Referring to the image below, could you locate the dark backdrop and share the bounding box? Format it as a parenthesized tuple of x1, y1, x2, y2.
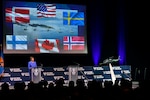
(1, 0, 150, 80)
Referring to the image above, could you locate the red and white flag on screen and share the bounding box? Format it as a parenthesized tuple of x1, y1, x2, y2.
(37, 4, 56, 18)
(35, 39, 60, 53)
(5, 7, 30, 23)
(63, 36, 85, 50)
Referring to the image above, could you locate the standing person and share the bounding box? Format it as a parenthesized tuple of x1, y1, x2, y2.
(28, 56, 37, 81)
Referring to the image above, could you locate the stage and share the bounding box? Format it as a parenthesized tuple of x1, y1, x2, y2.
(0, 65, 131, 87)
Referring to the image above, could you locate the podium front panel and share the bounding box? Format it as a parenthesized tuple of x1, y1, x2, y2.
(68, 66, 78, 84)
(31, 68, 41, 83)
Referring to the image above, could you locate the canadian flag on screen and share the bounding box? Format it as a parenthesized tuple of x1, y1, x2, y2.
(35, 39, 60, 53)
(63, 36, 85, 50)
(5, 7, 30, 23)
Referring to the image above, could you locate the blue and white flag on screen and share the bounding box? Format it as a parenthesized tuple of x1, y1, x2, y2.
(6, 35, 27, 50)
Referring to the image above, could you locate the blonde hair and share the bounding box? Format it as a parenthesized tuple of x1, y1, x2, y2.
(30, 56, 35, 61)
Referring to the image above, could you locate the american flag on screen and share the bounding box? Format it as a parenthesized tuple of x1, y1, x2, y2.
(35, 39, 60, 53)
(37, 4, 56, 18)
(63, 36, 85, 50)
(5, 7, 30, 23)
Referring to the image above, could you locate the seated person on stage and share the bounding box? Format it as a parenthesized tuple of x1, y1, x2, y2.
(0, 62, 4, 80)
(28, 56, 37, 81)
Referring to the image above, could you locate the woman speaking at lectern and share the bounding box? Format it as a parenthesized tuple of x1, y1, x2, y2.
(28, 56, 37, 81)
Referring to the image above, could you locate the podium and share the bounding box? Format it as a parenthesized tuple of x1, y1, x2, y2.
(31, 67, 42, 83)
(68, 65, 78, 84)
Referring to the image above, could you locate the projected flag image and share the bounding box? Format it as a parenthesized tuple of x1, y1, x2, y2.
(63, 36, 85, 50)
(6, 35, 27, 50)
(35, 39, 60, 53)
(5, 7, 30, 23)
(37, 4, 56, 18)
(63, 12, 84, 26)
(3, 1, 87, 54)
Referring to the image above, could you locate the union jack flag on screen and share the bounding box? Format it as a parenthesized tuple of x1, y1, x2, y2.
(37, 4, 56, 18)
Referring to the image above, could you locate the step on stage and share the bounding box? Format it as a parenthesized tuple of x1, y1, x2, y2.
(0, 65, 131, 87)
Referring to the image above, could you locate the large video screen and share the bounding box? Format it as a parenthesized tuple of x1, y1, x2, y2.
(3, 1, 87, 54)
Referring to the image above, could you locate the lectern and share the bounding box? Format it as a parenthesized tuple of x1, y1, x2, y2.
(68, 65, 78, 84)
(31, 67, 42, 83)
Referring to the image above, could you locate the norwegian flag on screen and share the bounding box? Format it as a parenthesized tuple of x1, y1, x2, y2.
(63, 36, 85, 50)
(35, 39, 60, 53)
(5, 7, 30, 23)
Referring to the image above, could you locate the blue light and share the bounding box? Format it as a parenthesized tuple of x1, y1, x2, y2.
(91, 38, 101, 66)
(117, 1, 126, 65)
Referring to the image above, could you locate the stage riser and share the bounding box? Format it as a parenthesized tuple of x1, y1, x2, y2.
(0, 65, 131, 86)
